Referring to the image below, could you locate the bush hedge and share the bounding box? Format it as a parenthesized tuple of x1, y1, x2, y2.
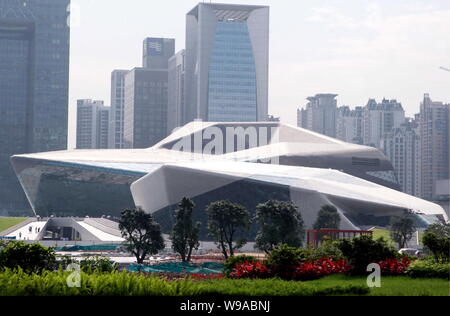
(266, 244, 312, 279)
(0, 241, 56, 273)
(307, 239, 344, 261)
(58, 256, 118, 273)
(337, 235, 398, 275)
(407, 259, 450, 279)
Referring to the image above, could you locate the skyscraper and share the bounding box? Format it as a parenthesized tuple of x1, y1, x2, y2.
(123, 68, 168, 149)
(362, 99, 405, 148)
(76, 100, 109, 150)
(0, 0, 70, 212)
(420, 94, 449, 200)
(109, 70, 128, 149)
(143, 37, 175, 70)
(97, 105, 110, 149)
(167, 49, 185, 134)
(121, 38, 173, 149)
(297, 94, 338, 138)
(184, 3, 269, 123)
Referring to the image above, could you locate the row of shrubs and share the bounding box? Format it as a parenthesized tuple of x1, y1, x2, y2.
(407, 259, 450, 279)
(0, 269, 370, 296)
(1, 234, 448, 281)
(0, 240, 117, 273)
(225, 235, 449, 281)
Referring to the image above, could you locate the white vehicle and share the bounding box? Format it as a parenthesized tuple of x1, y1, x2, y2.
(398, 248, 419, 256)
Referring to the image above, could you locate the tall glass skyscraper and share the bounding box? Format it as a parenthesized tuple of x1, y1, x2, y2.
(185, 3, 269, 124)
(109, 70, 128, 149)
(0, 0, 70, 213)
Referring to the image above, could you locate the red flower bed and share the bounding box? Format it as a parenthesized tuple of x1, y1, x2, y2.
(230, 261, 272, 279)
(190, 273, 225, 281)
(377, 257, 411, 276)
(292, 258, 351, 281)
(230, 258, 351, 281)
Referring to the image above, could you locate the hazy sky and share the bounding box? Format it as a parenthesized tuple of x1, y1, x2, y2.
(68, 0, 450, 148)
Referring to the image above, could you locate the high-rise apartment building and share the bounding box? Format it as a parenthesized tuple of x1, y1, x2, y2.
(123, 68, 168, 149)
(167, 50, 185, 134)
(184, 3, 269, 123)
(363, 99, 405, 148)
(297, 94, 338, 138)
(336, 106, 363, 144)
(0, 0, 70, 212)
(109, 70, 128, 149)
(381, 118, 421, 196)
(420, 94, 449, 200)
(76, 100, 110, 149)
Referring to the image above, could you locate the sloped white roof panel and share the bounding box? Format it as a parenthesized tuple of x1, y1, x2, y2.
(135, 161, 447, 220)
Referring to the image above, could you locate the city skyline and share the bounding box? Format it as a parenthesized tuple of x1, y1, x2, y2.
(68, 0, 450, 149)
(0, 0, 70, 211)
(1, 1, 449, 299)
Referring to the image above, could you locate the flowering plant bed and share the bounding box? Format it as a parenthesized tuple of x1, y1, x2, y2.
(230, 258, 352, 281)
(377, 257, 411, 276)
(292, 258, 351, 281)
(230, 261, 272, 279)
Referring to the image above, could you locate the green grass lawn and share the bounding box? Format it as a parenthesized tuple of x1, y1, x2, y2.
(0, 217, 26, 234)
(371, 228, 394, 244)
(371, 228, 424, 248)
(304, 275, 449, 296)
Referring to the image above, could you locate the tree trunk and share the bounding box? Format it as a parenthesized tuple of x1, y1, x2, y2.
(220, 242, 229, 260)
(187, 246, 193, 263)
(228, 241, 234, 258)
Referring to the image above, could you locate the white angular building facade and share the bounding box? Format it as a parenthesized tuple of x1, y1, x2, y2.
(10, 122, 448, 239)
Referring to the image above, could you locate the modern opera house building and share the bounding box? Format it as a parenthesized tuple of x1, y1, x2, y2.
(10, 122, 448, 237)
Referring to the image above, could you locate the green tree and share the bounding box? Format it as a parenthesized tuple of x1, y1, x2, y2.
(390, 214, 417, 249)
(206, 200, 251, 260)
(313, 205, 341, 229)
(119, 208, 165, 264)
(423, 222, 450, 262)
(170, 198, 201, 262)
(424, 222, 450, 238)
(255, 200, 304, 253)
